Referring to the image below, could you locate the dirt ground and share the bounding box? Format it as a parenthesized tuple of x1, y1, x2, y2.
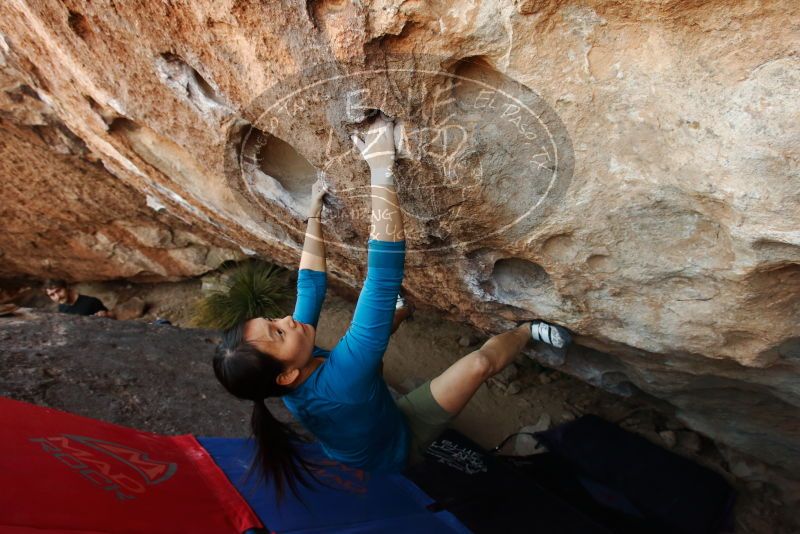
(2, 278, 795, 533)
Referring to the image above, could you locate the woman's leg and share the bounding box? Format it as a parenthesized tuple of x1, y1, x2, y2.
(429, 323, 531, 414)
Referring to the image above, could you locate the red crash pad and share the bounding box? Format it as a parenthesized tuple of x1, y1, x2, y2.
(0, 397, 263, 533)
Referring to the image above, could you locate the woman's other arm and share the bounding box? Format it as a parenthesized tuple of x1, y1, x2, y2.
(299, 179, 327, 271)
(293, 179, 328, 327)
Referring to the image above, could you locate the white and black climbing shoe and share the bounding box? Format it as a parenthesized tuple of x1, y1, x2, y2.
(530, 320, 572, 349)
(395, 292, 415, 321)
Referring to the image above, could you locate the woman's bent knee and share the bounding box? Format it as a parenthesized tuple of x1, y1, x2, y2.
(468, 350, 495, 382)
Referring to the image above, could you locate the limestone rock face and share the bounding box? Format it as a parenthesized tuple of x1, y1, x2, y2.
(1, 1, 798, 478)
(0, 52, 242, 281)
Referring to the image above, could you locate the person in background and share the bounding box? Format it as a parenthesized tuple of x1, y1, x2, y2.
(44, 279, 114, 318)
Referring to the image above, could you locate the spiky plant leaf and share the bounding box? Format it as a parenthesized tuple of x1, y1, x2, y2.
(193, 261, 291, 330)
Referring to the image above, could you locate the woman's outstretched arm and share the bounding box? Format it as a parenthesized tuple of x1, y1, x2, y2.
(366, 113, 405, 242)
(293, 179, 328, 327)
(326, 113, 406, 396)
(360, 112, 404, 242)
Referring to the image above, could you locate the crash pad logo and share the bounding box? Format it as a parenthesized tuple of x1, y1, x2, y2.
(30, 434, 177, 501)
(310, 458, 368, 494)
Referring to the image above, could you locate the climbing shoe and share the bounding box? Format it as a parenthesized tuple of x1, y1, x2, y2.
(395, 291, 415, 321)
(529, 320, 572, 349)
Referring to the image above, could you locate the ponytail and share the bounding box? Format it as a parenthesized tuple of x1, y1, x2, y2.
(214, 322, 318, 500)
(250, 398, 317, 499)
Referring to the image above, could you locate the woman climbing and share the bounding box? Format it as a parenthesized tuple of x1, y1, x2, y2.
(213, 112, 572, 496)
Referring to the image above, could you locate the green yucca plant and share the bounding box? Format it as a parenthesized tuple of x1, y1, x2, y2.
(193, 261, 291, 330)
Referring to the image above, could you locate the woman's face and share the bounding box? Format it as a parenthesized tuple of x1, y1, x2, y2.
(243, 315, 315, 371)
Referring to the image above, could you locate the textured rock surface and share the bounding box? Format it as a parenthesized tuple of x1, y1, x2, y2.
(0, 117, 242, 281)
(0, 1, 798, 479)
(0, 26, 242, 281)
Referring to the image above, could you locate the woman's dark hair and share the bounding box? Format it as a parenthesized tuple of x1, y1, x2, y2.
(43, 278, 68, 290)
(213, 321, 316, 499)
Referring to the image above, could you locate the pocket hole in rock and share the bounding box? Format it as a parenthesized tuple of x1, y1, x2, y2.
(67, 11, 92, 40)
(155, 53, 229, 115)
(491, 258, 564, 316)
(240, 126, 319, 215)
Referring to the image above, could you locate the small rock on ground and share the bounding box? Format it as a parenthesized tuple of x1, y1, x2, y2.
(676, 430, 703, 454)
(659, 430, 677, 448)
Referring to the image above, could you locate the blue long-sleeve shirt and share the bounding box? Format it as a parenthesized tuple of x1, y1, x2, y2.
(284, 239, 409, 472)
